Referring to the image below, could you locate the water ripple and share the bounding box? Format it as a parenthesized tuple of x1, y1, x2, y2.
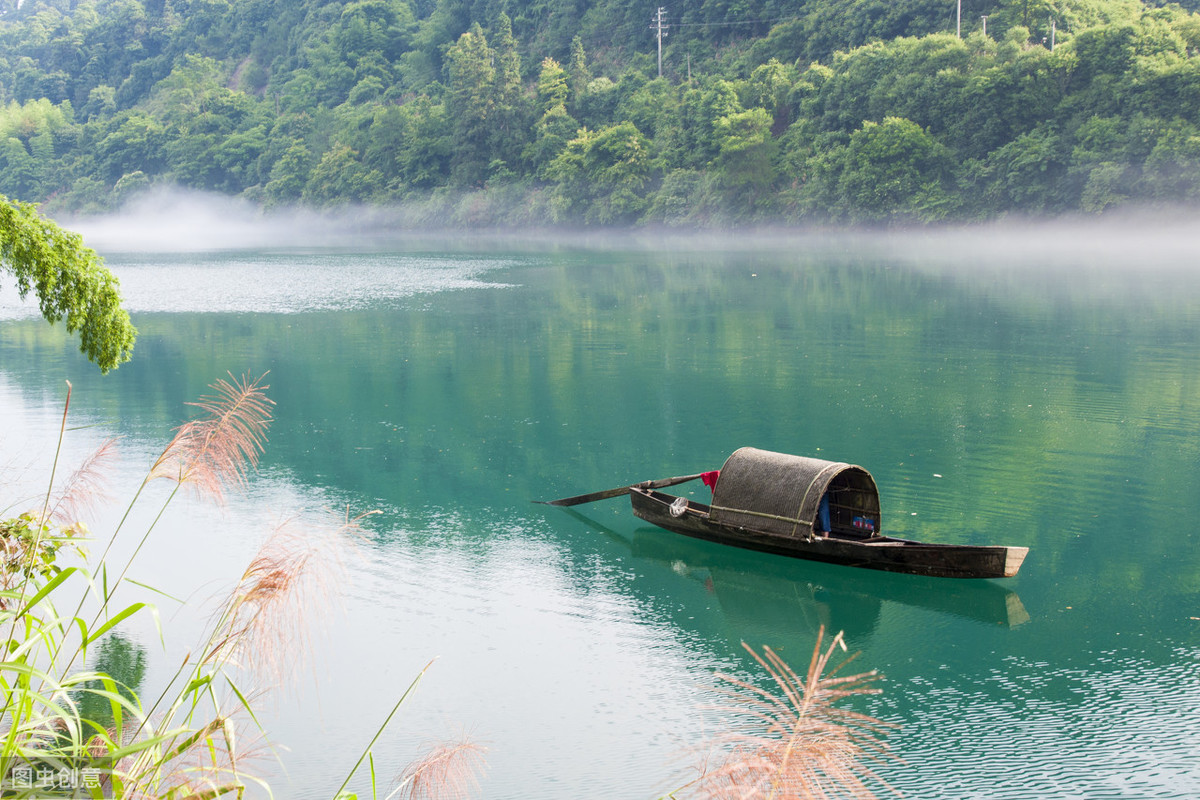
(880, 650, 1200, 799)
(0, 252, 517, 318)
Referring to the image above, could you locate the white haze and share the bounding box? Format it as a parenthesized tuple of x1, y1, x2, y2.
(60, 187, 449, 253)
(49, 186, 1200, 266)
(2, 187, 1198, 317)
(0, 189, 529, 317)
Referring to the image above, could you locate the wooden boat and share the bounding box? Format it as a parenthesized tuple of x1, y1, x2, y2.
(548, 447, 1028, 579)
(564, 508, 1031, 626)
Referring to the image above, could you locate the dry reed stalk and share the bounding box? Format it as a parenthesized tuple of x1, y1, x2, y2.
(686, 627, 899, 800)
(151, 373, 274, 504)
(395, 736, 488, 800)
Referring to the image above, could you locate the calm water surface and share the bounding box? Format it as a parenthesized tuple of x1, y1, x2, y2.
(2, 229, 1199, 798)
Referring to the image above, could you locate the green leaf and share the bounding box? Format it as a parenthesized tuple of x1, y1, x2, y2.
(0, 195, 137, 372)
(84, 602, 150, 645)
(14, 565, 78, 618)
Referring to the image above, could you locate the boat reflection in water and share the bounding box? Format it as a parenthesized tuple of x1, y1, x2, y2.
(635, 527, 1029, 644)
(561, 508, 1029, 648)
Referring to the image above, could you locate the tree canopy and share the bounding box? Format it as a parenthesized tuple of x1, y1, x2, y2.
(3, 0, 1200, 225)
(0, 194, 136, 371)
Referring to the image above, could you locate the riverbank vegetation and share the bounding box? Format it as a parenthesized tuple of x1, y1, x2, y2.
(0, 375, 291, 797)
(0, 375, 491, 798)
(2, 0, 1200, 225)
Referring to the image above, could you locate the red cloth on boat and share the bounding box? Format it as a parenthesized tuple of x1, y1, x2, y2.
(701, 471, 720, 493)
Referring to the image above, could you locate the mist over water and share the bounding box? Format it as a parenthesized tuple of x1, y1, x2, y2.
(51, 187, 1200, 267)
(33, 190, 1198, 324)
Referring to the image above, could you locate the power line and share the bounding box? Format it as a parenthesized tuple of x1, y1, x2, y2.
(650, 7, 802, 78)
(672, 15, 804, 29)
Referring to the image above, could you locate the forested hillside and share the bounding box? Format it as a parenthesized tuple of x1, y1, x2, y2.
(3, 0, 1200, 225)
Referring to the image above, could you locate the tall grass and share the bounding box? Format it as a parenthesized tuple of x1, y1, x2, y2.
(670, 627, 899, 800)
(0, 374, 484, 799)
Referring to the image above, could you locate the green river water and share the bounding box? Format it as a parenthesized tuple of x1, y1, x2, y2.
(1, 226, 1199, 798)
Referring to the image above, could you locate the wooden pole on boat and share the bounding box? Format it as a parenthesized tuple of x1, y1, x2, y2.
(535, 473, 706, 506)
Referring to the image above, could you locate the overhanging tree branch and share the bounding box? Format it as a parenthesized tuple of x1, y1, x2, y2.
(0, 195, 136, 373)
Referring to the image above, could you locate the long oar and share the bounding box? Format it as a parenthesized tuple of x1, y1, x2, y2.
(536, 472, 706, 507)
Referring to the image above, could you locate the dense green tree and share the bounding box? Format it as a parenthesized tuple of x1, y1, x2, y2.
(394, 94, 453, 188)
(745, 0, 964, 66)
(111, 169, 150, 205)
(968, 123, 1077, 214)
(746, 59, 797, 133)
(567, 34, 590, 110)
(212, 123, 269, 191)
(95, 112, 167, 182)
(525, 102, 577, 179)
(574, 75, 617, 130)
(0, 136, 38, 198)
(302, 142, 382, 204)
(806, 116, 955, 223)
(616, 76, 675, 141)
(714, 107, 778, 208)
(525, 57, 578, 177)
(0, 194, 135, 371)
(445, 23, 495, 186)
(82, 84, 116, 119)
(1141, 118, 1200, 200)
(643, 168, 724, 226)
(549, 120, 652, 224)
(3, 0, 1200, 224)
(263, 141, 313, 205)
(489, 13, 529, 176)
(678, 78, 742, 169)
(537, 57, 568, 111)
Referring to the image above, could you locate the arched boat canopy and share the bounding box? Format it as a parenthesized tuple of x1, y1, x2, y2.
(709, 447, 881, 539)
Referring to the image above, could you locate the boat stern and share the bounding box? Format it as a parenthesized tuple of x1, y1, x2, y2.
(1004, 546, 1030, 578)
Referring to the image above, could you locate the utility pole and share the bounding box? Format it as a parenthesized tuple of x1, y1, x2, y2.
(956, 0, 961, 38)
(981, 15, 988, 37)
(651, 7, 669, 78)
(1050, 18, 1056, 50)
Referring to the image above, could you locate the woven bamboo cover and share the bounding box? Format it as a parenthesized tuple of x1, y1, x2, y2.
(709, 447, 880, 538)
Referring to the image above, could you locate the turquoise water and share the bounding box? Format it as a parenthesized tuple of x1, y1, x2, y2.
(2, 228, 1199, 798)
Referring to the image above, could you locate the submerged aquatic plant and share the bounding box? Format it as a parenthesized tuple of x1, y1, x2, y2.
(671, 627, 899, 800)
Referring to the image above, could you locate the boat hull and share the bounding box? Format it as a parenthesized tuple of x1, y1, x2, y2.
(630, 488, 1028, 579)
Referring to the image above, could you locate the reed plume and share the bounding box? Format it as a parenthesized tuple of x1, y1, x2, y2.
(204, 508, 372, 686)
(88, 372, 274, 631)
(151, 372, 274, 504)
(49, 437, 119, 527)
(394, 736, 488, 800)
(683, 627, 898, 800)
